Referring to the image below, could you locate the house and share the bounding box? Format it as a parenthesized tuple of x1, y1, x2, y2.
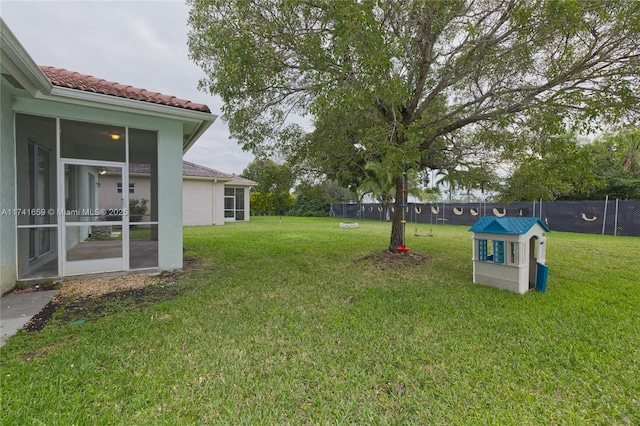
(469, 217, 550, 294)
(182, 161, 256, 225)
(97, 161, 256, 226)
(0, 19, 217, 294)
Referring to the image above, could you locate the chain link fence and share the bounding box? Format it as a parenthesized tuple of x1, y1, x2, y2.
(331, 199, 640, 236)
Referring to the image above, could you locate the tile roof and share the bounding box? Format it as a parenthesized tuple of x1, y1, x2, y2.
(183, 161, 231, 179)
(111, 161, 255, 186)
(229, 175, 258, 186)
(39, 66, 211, 113)
(183, 161, 257, 186)
(469, 217, 550, 234)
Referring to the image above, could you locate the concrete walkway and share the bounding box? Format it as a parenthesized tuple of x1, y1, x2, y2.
(0, 290, 57, 346)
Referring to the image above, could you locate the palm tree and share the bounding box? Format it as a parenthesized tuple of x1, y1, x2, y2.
(435, 168, 459, 202)
(359, 162, 429, 221)
(436, 165, 498, 202)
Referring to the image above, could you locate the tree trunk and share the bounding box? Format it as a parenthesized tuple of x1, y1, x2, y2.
(388, 176, 405, 252)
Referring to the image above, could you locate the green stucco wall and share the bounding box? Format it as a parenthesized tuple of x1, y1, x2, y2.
(157, 121, 184, 270)
(0, 82, 17, 294)
(10, 96, 186, 277)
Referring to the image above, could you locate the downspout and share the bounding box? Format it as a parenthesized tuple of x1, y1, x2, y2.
(212, 179, 217, 225)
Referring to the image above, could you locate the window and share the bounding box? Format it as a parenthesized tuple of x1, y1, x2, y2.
(116, 182, 135, 194)
(478, 239, 505, 264)
(510, 242, 519, 265)
(224, 187, 245, 220)
(235, 188, 245, 220)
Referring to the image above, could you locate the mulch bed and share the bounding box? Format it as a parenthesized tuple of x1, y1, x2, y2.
(352, 249, 432, 271)
(24, 300, 61, 332)
(24, 280, 183, 332)
(20, 256, 199, 333)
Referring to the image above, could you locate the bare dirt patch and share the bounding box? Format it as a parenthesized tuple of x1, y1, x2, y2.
(21, 341, 69, 361)
(353, 250, 432, 271)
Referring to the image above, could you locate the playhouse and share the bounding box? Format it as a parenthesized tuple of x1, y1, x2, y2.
(469, 217, 550, 294)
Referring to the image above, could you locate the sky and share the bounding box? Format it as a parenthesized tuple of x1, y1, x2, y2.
(1, 0, 255, 175)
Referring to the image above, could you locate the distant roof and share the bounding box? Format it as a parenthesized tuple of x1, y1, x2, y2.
(39, 66, 211, 113)
(469, 217, 550, 234)
(182, 161, 256, 186)
(182, 161, 231, 179)
(115, 161, 255, 186)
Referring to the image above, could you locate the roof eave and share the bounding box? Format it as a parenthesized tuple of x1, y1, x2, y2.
(229, 181, 257, 187)
(43, 86, 217, 123)
(469, 217, 551, 234)
(183, 175, 232, 182)
(183, 119, 214, 153)
(37, 86, 217, 153)
(0, 18, 53, 95)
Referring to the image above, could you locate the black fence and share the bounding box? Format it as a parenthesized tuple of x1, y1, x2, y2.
(331, 199, 640, 237)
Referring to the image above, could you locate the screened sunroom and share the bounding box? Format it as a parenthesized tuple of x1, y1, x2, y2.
(1, 18, 215, 293)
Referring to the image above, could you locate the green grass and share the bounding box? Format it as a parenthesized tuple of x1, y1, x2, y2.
(129, 226, 152, 240)
(2, 217, 639, 425)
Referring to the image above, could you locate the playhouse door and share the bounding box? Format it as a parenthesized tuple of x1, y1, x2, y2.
(528, 236, 538, 289)
(61, 160, 127, 276)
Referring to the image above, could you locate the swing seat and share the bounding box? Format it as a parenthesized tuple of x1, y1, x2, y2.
(339, 222, 359, 228)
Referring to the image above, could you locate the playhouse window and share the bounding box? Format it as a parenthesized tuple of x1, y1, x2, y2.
(478, 239, 505, 263)
(510, 242, 519, 265)
(478, 239, 493, 261)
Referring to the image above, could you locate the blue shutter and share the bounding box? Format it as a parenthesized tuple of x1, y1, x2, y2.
(478, 239, 488, 261)
(493, 240, 505, 264)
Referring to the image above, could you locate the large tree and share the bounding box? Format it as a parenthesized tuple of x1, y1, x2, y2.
(241, 158, 295, 195)
(499, 133, 600, 201)
(188, 0, 640, 251)
(500, 129, 640, 201)
(241, 158, 295, 215)
(575, 128, 640, 199)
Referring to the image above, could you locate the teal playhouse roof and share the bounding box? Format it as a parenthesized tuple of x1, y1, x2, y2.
(469, 217, 550, 235)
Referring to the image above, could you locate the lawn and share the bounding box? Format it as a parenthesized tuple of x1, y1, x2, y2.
(1, 217, 639, 424)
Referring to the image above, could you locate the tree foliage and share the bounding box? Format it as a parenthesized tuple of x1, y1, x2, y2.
(358, 162, 434, 220)
(576, 128, 640, 199)
(499, 134, 600, 201)
(241, 158, 294, 194)
(188, 0, 640, 250)
(287, 182, 332, 217)
(500, 129, 640, 201)
(360, 162, 430, 203)
(241, 158, 295, 215)
(249, 191, 295, 216)
(436, 164, 498, 202)
(322, 180, 357, 203)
